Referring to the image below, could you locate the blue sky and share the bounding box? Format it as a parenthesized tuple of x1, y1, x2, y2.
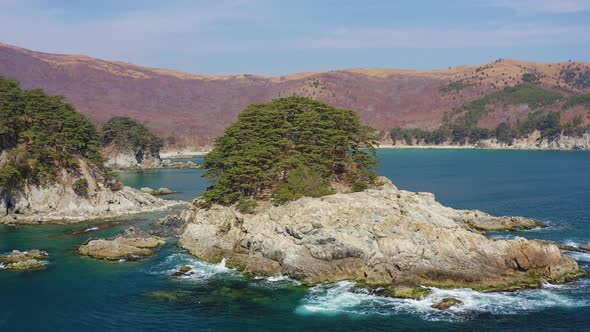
(1, 0, 589, 75)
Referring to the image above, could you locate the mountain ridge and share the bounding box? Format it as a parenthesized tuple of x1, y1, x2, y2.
(1, 42, 589, 148)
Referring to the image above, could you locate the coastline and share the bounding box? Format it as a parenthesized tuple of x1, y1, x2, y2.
(160, 145, 590, 154)
(377, 144, 590, 151)
(160, 150, 210, 158)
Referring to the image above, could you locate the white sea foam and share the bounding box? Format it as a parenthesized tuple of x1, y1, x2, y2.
(253, 274, 302, 286)
(148, 253, 235, 281)
(568, 251, 590, 263)
(295, 281, 590, 321)
(0, 263, 6, 269)
(84, 227, 99, 232)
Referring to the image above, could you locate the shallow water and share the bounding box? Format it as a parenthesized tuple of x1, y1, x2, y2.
(1, 150, 589, 331)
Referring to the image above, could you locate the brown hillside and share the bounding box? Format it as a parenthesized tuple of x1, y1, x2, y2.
(1, 43, 589, 148)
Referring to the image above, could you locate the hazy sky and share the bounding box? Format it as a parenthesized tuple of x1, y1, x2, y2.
(1, 0, 590, 75)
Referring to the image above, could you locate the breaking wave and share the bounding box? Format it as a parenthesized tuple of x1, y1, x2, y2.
(295, 280, 590, 321)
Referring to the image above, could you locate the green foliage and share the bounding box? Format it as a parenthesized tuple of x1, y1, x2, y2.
(101, 117, 162, 156)
(351, 181, 369, 192)
(440, 81, 467, 93)
(72, 178, 89, 197)
(516, 111, 561, 139)
(0, 163, 23, 192)
(495, 122, 516, 144)
(271, 166, 335, 205)
(0, 76, 107, 187)
(201, 97, 377, 206)
(564, 94, 590, 110)
(453, 83, 563, 128)
(522, 72, 540, 84)
(236, 197, 258, 214)
(560, 68, 590, 89)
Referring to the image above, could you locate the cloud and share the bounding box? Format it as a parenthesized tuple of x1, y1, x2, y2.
(290, 24, 590, 50)
(482, 0, 590, 14)
(0, 0, 264, 60)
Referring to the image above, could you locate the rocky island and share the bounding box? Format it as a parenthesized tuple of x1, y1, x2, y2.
(101, 116, 164, 169)
(0, 77, 179, 224)
(177, 97, 585, 295)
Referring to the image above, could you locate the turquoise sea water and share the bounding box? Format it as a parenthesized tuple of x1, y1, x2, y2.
(1, 150, 590, 331)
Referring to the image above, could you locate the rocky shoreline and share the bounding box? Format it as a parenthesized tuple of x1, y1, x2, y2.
(0, 160, 184, 224)
(178, 177, 585, 293)
(383, 131, 590, 151)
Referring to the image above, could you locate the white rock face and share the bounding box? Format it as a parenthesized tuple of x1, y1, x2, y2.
(179, 177, 582, 288)
(104, 150, 162, 169)
(0, 160, 181, 224)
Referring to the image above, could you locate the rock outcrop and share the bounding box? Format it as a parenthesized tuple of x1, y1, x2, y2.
(79, 227, 166, 260)
(141, 187, 175, 196)
(0, 250, 48, 270)
(104, 150, 163, 169)
(431, 298, 464, 310)
(179, 177, 584, 290)
(0, 160, 181, 224)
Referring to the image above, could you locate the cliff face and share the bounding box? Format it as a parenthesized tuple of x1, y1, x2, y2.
(0, 160, 179, 224)
(179, 177, 583, 289)
(2, 43, 588, 148)
(103, 148, 162, 169)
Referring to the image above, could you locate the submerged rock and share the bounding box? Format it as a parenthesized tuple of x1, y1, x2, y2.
(432, 298, 464, 310)
(0, 250, 48, 270)
(179, 176, 583, 291)
(79, 227, 166, 260)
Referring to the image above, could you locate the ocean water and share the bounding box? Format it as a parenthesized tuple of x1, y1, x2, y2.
(1, 150, 589, 331)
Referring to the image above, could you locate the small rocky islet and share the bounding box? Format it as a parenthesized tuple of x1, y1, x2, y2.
(78, 227, 166, 261)
(0, 249, 48, 270)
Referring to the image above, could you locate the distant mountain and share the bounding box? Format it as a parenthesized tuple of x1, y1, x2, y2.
(1, 42, 589, 148)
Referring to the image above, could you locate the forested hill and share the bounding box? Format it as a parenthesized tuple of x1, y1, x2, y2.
(1, 42, 589, 148)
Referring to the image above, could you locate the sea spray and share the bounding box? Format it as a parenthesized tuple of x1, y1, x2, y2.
(295, 281, 589, 322)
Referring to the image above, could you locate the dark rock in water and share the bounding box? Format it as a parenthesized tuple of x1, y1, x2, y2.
(156, 214, 186, 235)
(78, 227, 165, 261)
(0, 249, 48, 270)
(580, 244, 590, 252)
(431, 297, 464, 310)
(172, 265, 194, 277)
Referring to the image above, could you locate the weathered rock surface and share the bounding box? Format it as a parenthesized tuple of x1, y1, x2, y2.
(155, 214, 186, 236)
(79, 227, 166, 260)
(580, 244, 590, 252)
(0, 250, 48, 270)
(104, 150, 163, 169)
(141, 187, 176, 196)
(0, 161, 182, 224)
(432, 298, 464, 310)
(179, 177, 584, 290)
